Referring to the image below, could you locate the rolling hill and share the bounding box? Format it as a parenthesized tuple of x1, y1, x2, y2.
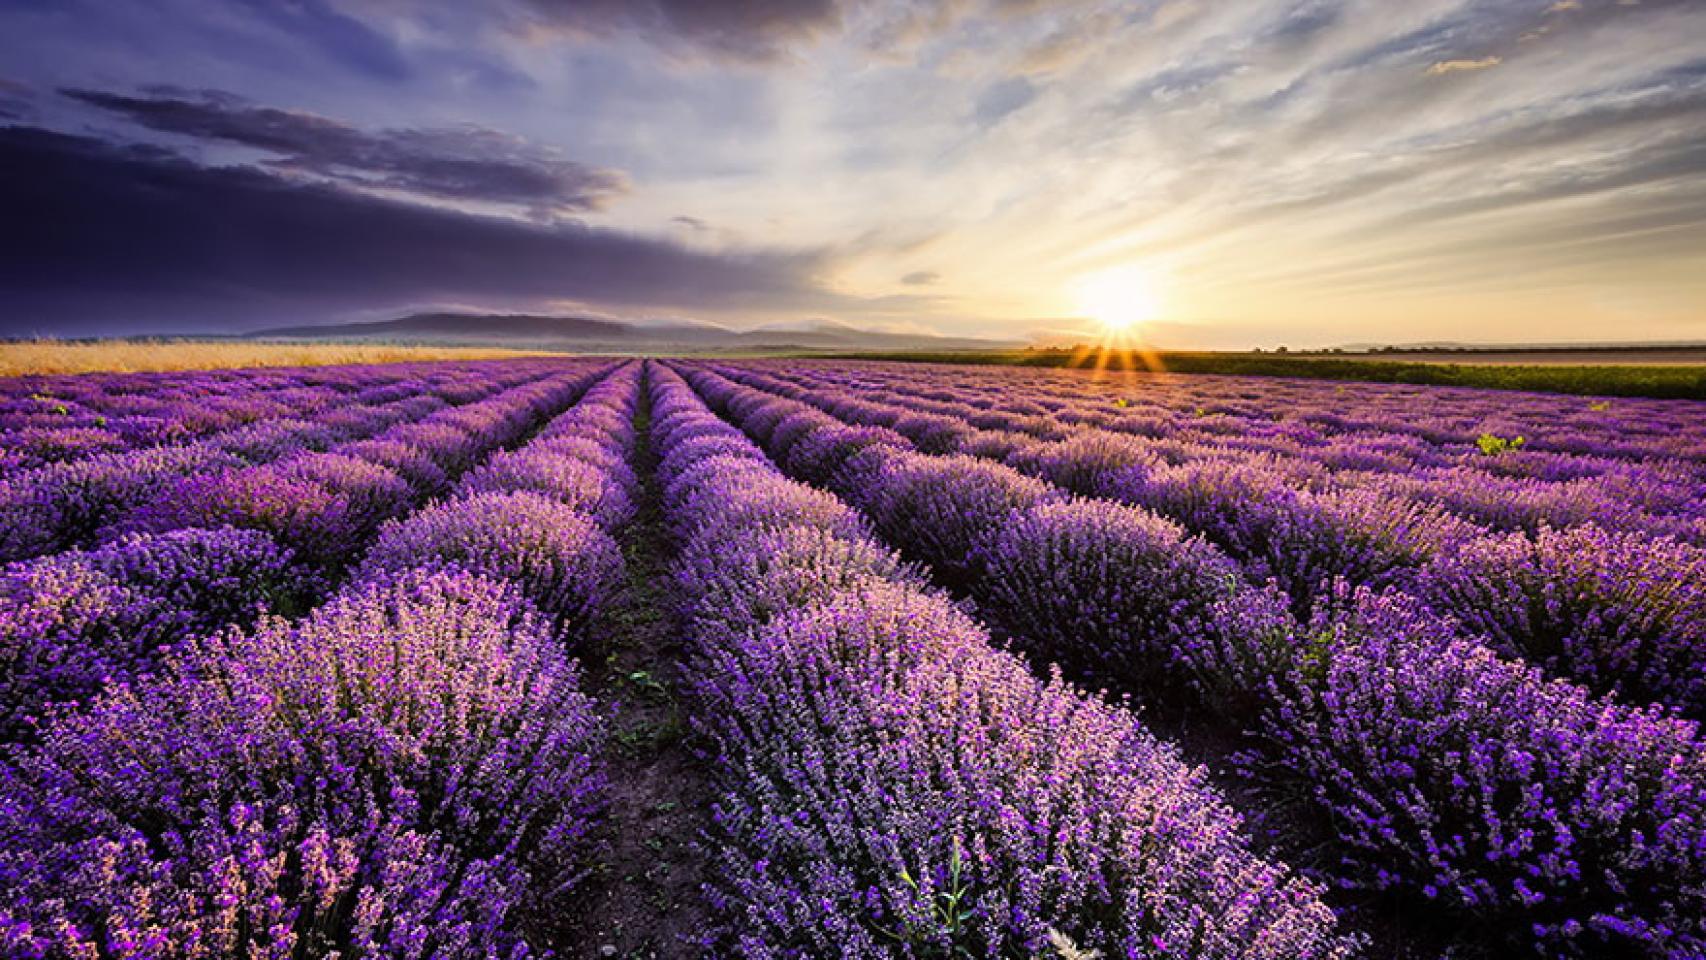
(251, 313, 1021, 354)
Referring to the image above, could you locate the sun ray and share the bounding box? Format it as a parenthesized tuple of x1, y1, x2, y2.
(1069, 264, 1168, 379)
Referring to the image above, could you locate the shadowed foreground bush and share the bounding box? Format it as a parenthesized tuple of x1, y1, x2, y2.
(0, 569, 604, 959)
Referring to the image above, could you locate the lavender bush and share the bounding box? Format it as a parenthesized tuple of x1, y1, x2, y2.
(978, 497, 1294, 707)
(0, 526, 306, 741)
(1416, 524, 1706, 717)
(1262, 589, 1706, 953)
(4, 353, 1700, 958)
(0, 568, 604, 959)
(360, 490, 623, 636)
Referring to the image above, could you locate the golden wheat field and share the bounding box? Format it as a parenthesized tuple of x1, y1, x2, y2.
(0, 340, 553, 377)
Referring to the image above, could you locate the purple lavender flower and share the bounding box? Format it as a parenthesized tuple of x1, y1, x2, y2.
(1416, 524, 1706, 716)
(979, 497, 1294, 707)
(0, 526, 307, 741)
(1261, 588, 1706, 953)
(460, 449, 636, 529)
(837, 448, 1060, 585)
(359, 491, 623, 637)
(0, 567, 604, 959)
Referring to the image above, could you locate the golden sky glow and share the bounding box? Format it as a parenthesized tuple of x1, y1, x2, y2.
(1072, 265, 1164, 336)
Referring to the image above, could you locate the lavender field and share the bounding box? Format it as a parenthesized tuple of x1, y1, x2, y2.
(1, 357, 1703, 959)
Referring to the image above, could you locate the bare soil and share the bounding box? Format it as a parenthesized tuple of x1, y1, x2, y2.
(549, 390, 715, 959)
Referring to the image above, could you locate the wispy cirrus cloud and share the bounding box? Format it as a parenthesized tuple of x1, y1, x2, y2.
(503, 0, 845, 63)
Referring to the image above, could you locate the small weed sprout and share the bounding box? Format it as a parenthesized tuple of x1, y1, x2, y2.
(1476, 432, 1526, 456)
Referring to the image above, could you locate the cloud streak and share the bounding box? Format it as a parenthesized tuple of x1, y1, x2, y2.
(1427, 56, 1501, 75)
(507, 0, 844, 63)
(63, 87, 629, 217)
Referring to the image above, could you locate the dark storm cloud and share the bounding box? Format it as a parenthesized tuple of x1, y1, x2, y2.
(0, 125, 832, 335)
(0, 78, 32, 121)
(63, 88, 628, 217)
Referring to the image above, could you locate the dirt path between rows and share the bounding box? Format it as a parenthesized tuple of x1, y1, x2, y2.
(551, 383, 715, 958)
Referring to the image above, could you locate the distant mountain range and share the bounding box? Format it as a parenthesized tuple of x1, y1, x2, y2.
(250, 312, 1021, 353)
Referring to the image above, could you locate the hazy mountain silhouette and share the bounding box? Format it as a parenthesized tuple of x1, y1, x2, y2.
(251, 312, 1019, 352)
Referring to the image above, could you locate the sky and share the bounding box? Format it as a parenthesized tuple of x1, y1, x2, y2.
(1, 0, 1703, 348)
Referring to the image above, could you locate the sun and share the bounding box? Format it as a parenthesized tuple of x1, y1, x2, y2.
(1062, 263, 1168, 375)
(1073, 265, 1162, 335)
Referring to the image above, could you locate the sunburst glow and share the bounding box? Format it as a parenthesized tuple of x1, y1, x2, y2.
(1073, 265, 1163, 335)
(1064, 264, 1167, 377)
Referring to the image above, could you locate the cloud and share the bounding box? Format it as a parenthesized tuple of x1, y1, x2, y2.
(1259, 1, 1343, 48)
(62, 87, 629, 217)
(0, 125, 842, 335)
(509, 0, 844, 63)
(973, 76, 1038, 126)
(230, 0, 412, 81)
(499, 0, 1106, 64)
(1108, 62, 1243, 113)
(900, 269, 941, 285)
(1425, 56, 1502, 76)
(1364, 131, 1706, 231)
(0, 77, 32, 120)
(1014, 33, 1087, 75)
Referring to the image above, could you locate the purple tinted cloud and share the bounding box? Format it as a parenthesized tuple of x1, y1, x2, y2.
(63, 87, 628, 217)
(0, 77, 33, 121)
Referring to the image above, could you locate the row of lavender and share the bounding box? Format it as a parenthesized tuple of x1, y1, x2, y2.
(648, 363, 1354, 957)
(675, 362, 1706, 957)
(0, 362, 616, 744)
(0, 360, 558, 479)
(0, 362, 645, 957)
(0, 360, 582, 563)
(710, 361, 1706, 717)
